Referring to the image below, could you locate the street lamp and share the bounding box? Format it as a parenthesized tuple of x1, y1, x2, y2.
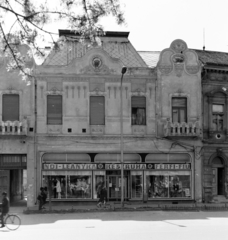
(120, 66, 127, 208)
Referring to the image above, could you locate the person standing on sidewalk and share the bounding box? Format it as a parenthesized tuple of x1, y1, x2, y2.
(0, 192, 9, 228)
(97, 183, 107, 208)
(38, 187, 47, 210)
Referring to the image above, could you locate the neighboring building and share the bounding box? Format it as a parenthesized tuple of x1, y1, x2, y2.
(199, 50, 228, 203)
(140, 45, 228, 204)
(0, 44, 35, 204)
(153, 39, 202, 203)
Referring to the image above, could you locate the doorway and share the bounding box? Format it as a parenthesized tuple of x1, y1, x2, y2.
(211, 156, 225, 196)
(107, 175, 129, 200)
(217, 168, 225, 195)
(0, 169, 27, 204)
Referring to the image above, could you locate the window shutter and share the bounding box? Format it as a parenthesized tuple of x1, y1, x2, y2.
(47, 95, 62, 125)
(2, 94, 19, 121)
(172, 98, 187, 107)
(90, 96, 105, 125)
(131, 97, 146, 108)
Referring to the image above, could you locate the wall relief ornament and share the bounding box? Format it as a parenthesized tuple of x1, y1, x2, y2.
(174, 63, 184, 77)
(157, 65, 173, 75)
(170, 39, 187, 53)
(158, 39, 200, 76)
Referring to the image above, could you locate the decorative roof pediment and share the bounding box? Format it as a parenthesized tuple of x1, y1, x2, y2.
(37, 47, 124, 75)
(157, 39, 201, 77)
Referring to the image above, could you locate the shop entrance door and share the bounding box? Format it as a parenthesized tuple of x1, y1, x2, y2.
(107, 176, 128, 200)
(0, 170, 10, 197)
(218, 168, 225, 195)
(212, 167, 225, 195)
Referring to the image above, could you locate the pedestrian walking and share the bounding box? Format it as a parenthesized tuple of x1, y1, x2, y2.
(37, 187, 47, 210)
(0, 192, 9, 228)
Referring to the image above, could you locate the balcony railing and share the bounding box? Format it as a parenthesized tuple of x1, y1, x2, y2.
(0, 120, 28, 135)
(164, 120, 200, 137)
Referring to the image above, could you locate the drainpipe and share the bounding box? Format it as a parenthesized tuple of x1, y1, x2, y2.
(155, 73, 158, 138)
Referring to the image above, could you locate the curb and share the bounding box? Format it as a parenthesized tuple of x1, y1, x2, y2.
(23, 206, 228, 214)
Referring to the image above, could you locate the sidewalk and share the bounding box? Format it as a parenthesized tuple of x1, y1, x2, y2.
(13, 201, 228, 214)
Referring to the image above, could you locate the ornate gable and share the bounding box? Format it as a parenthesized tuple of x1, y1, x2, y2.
(157, 39, 201, 77)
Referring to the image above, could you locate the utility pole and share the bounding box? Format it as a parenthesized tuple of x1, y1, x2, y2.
(120, 66, 127, 208)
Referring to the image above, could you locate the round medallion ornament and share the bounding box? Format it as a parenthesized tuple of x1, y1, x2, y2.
(92, 57, 102, 69)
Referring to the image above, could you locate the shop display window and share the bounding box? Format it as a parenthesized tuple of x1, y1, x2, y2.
(42, 175, 66, 199)
(93, 171, 105, 199)
(131, 171, 143, 199)
(145, 171, 191, 198)
(42, 171, 92, 199)
(67, 175, 91, 199)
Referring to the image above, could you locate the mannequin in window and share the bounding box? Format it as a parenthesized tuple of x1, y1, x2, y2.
(172, 176, 182, 197)
(56, 178, 61, 199)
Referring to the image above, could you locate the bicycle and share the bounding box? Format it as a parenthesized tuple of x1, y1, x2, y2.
(2, 213, 21, 231)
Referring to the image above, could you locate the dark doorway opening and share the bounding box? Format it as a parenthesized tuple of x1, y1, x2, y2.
(217, 168, 225, 195)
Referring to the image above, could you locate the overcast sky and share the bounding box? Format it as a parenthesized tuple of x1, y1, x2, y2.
(99, 0, 228, 52)
(3, 0, 228, 53)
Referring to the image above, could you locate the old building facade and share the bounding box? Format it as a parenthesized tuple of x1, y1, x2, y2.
(0, 44, 35, 204)
(25, 33, 202, 207)
(200, 50, 228, 203)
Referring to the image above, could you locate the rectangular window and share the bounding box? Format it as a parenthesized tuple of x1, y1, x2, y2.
(47, 95, 62, 125)
(172, 97, 187, 123)
(212, 104, 224, 131)
(2, 94, 19, 121)
(131, 96, 146, 125)
(90, 96, 105, 125)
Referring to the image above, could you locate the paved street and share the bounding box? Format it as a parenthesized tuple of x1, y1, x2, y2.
(0, 210, 228, 240)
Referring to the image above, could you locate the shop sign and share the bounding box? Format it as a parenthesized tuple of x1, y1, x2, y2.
(42, 163, 191, 170)
(104, 164, 147, 170)
(147, 163, 191, 170)
(43, 163, 97, 170)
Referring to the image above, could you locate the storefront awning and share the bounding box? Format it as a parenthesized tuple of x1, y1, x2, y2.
(95, 153, 141, 163)
(145, 153, 191, 163)
(42, 153, 91, 162)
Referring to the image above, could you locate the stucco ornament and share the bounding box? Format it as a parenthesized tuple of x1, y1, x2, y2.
(170, 40, 187, 53)
(92, 57, 102, 70)
(172, 53, 185, 77)
(157, 39, 200, 77)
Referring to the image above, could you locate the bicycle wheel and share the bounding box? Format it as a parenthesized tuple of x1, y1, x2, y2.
(5, 214, 21, 230)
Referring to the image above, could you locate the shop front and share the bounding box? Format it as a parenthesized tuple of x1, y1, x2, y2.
(0, 154, 27, 203)
(41, 153, 193, 201)
(145, 153, 193, 200)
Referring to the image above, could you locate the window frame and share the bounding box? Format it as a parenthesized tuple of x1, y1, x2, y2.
(2, 94, 20, 121)
(47, 95, 63, 125)
(90, 96, 105, 125)
(212, 103, 224, 131)
(131, 96, 146, 126)
(172, 97, 187, 123)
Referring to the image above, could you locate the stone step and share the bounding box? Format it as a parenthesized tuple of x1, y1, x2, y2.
(213, 195, 228, 203)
